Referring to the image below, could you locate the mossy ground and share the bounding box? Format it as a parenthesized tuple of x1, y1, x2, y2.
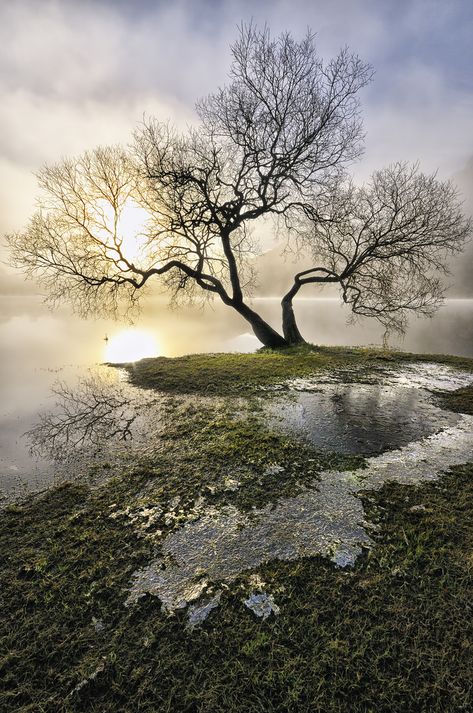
(124, 344, 473, 395)
(438, 383, 473, 415)
(1, 348, 473, 712)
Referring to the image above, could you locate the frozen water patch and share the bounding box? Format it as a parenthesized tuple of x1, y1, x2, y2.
(353, 415, 473, 488)
(382, 362, 473, 391)
(286, 361, 473, 392)
(126, 414, 473, 621)
(244, 592, 280, 619)
(187, 591, 222, 629)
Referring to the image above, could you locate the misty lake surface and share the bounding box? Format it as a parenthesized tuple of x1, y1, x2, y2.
(1, 295, 473, 500)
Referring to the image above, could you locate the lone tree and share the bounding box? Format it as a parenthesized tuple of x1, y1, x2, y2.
(7, 26, 471, 348)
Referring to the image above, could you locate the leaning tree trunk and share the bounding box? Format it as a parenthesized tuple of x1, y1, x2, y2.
(233, 301, 288, 348)
(281, 285, 306, 345)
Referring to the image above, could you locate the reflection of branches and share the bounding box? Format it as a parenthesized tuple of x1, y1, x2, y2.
(27, 374, 146, 461)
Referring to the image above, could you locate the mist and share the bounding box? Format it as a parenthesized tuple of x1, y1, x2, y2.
(1, 0, 472, 356)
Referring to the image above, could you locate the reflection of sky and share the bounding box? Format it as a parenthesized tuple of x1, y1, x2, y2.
(1, 294, 472, 498)
(267, 384, 460, 454)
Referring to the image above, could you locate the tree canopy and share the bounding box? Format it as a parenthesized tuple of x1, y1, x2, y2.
(7, 25, 471, 348)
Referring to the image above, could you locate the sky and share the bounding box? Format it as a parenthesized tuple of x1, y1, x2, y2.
(1, 0, 472, 298)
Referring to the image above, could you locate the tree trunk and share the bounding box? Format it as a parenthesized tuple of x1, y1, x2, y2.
(281, 296, 306, 344)
(281, 282, 306, 344)
(233, 302, 288, 348)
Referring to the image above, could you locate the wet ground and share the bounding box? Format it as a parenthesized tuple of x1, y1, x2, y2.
(2, 357, 473, 624)
(264, 362, 473, 455)
(126, 413, 473, 622)
(122, 362, 473, 624)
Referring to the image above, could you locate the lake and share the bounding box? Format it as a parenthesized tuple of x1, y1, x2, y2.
(1, 295, 472, 499)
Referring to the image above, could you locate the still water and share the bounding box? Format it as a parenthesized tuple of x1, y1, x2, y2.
(1, 295, 472, 499)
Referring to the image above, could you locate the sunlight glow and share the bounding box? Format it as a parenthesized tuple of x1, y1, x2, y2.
(97, 199, 151, 266)
(117, 201, 150, 263)
(104, 328, 159, 363)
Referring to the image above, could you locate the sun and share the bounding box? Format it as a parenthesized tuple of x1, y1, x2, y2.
(104, 328, 159, 363)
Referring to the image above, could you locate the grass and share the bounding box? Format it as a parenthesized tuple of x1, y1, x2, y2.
(438, 383, 473, 415)
(145, 399, 365, 512)
(1, 347, 473, 711)
(123, 344, 473, 395)
(2, 460, 472, 711)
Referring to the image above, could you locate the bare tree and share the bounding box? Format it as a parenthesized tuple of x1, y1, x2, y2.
(281, 163, 471, 343)
(6, 26, 471, 348)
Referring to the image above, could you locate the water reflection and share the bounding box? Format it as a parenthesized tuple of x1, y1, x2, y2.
(27, 367, 165, 464)
(0, 365, 163, 501)
(28, 372, 140, 460)
(267, 385, 459, 454)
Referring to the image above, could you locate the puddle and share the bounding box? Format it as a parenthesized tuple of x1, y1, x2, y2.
(265, 363, 473, 455)
(265, 385, 459, 454)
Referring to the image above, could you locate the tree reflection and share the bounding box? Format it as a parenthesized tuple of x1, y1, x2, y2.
(26, 371, 156, 461)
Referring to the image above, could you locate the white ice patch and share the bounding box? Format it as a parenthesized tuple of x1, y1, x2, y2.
(244, 592, 280, 619)
(285, 361, 473, 392)
(126, 414, 473, 619)
(187, 591, 222, 629)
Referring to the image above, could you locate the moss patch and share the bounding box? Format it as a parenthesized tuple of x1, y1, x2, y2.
(141, 399, 364, 514)
(122, 345, 473, 395)
(0, 481, 154, 712)
(438, 383, 473, 415)
(1, 459, 472, 712)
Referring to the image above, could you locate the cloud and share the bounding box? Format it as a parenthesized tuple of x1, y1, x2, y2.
(1, 0, 472, 298)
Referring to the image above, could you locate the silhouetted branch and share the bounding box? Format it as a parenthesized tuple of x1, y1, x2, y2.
(6, 25, 470, 348)
(281, 162, 471, 341)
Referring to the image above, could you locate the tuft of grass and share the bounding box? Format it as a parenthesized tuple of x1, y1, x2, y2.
(437, 383, 473, 415)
